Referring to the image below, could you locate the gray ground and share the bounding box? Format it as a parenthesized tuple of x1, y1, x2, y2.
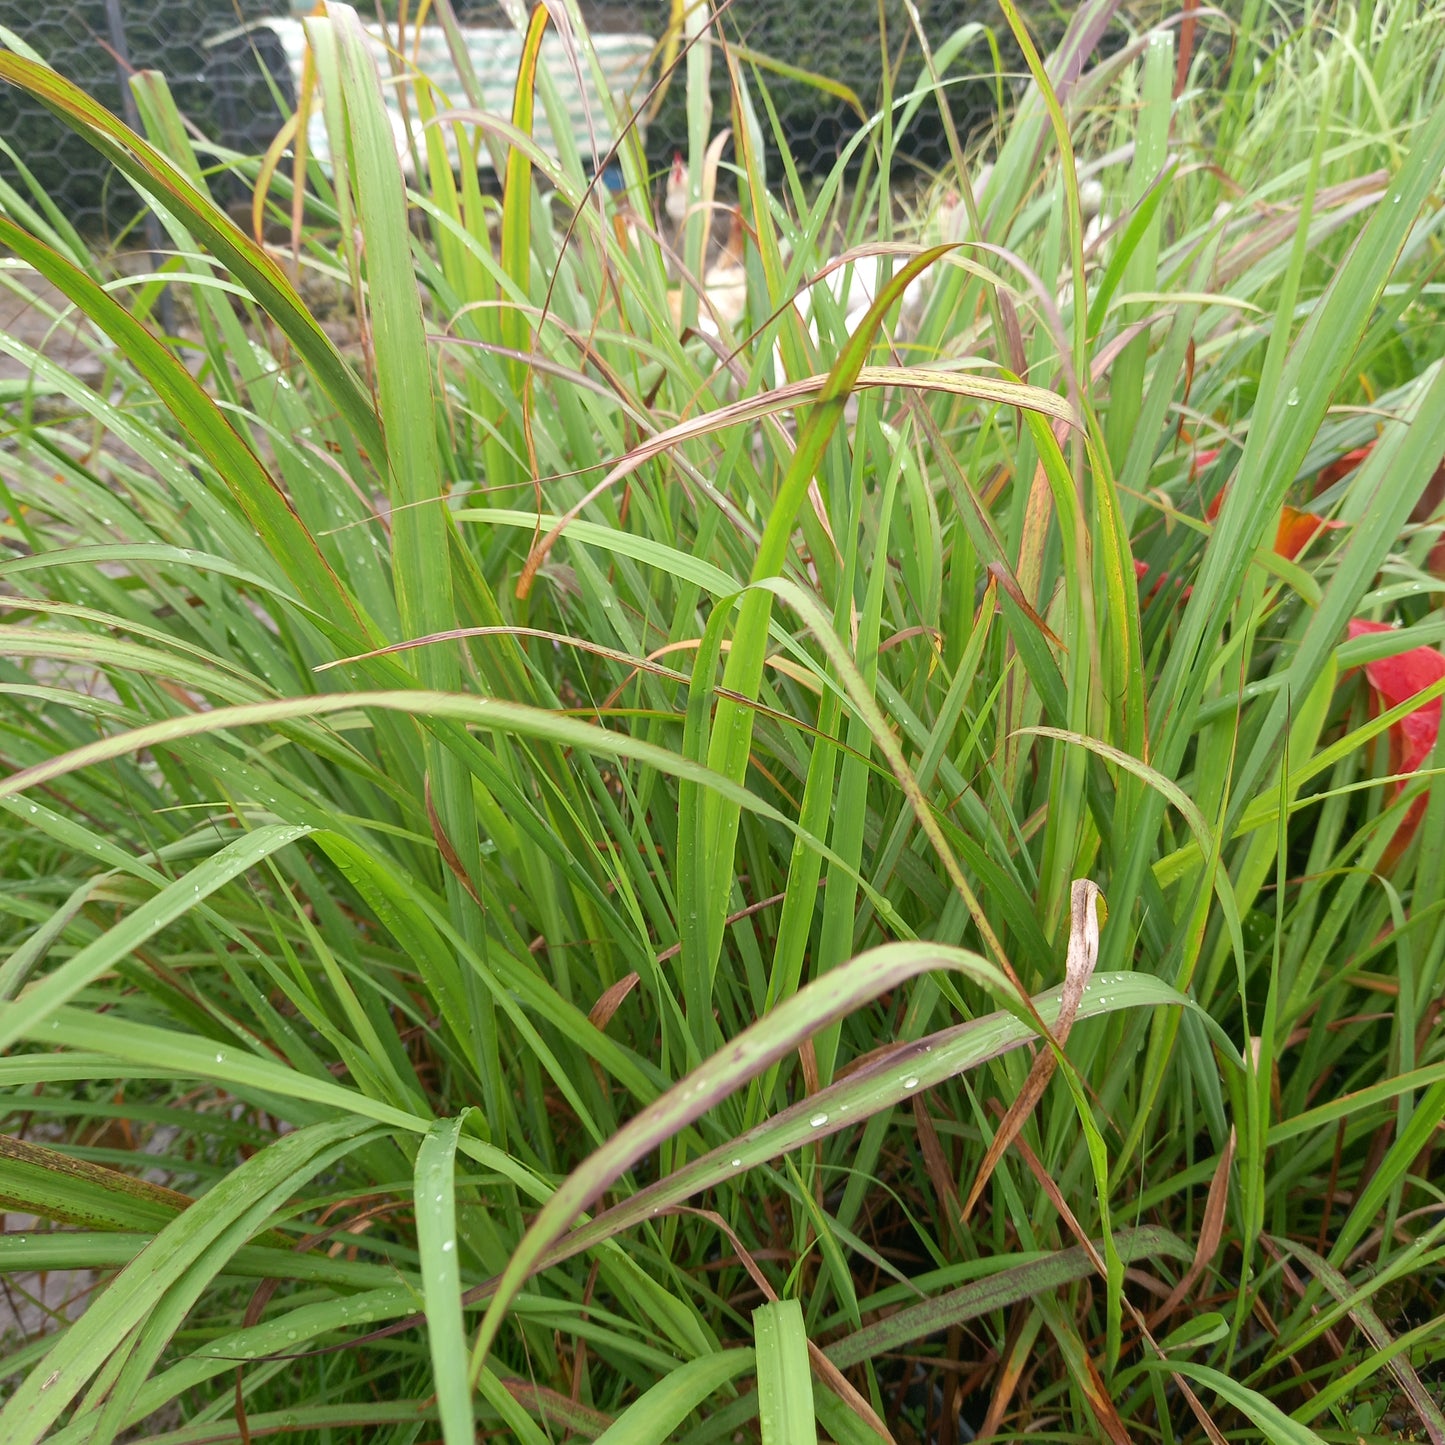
(0, 266, 109, 389)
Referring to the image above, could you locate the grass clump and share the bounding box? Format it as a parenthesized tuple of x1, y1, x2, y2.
(1, 1, 1445, 1441)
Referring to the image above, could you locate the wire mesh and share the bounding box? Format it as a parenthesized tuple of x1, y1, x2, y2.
(0, 0, 1033, 237)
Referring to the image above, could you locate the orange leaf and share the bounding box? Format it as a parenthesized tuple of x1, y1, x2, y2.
(1205, 484, 1342, 558)
(1275, 504, 1346, 561)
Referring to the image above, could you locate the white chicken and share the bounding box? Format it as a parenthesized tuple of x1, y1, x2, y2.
(669, 204, 749, 335)
(1079, 177, 1109, 249)
(700, 205, 748, 329)
(664, 151, 689, 230)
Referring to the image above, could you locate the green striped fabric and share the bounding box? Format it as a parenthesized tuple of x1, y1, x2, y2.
(262, 17, 654, 171)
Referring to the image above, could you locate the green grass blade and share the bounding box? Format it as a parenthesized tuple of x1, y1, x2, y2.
(0, 1119, 378, 1445)
(0, 52, 383, 458)
(415, 1114, 475, 1445)
(591, 1350, 756, 1445)
(755, 1299, 815, 1445)
(0, 824, 310, 1051)
(0, 220, 376, 644)
(501, 4, 548, 385)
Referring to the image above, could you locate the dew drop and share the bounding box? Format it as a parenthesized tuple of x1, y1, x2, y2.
(215, 1053, 224, 1063)
(809, 1112, 828, 1128)
(1285, 386, 1299, 407)
(441, 1239, 454, 1253)
(731, 1158, 743, 1168)
(902, 1076, 919, 1089)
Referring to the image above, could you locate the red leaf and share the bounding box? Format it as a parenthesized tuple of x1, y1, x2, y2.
(1134, 557, 1190, 606)
(1314, 444, 1444, 526)
(1134, 556, 1165, 604)
(1347, 619, 1445, 863)
(1316, 443, 1375, 492)
(1348, 620, 1445, 771)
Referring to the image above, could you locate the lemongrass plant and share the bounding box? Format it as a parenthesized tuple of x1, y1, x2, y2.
(1, 0, 1444, 1441)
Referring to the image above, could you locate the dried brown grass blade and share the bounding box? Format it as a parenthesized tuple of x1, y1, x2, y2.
(424, 773, 486, 912)
(912, 1095, 963, 1240)
(588, 974, 640, 1032)
(1079, 1347, 1133, 1445)
(961, 880, 1101, 1221)
(986, 559, 1065, 650)
(977, 1304, 1043, 1438)
(1148, 1129, 1236, 1326)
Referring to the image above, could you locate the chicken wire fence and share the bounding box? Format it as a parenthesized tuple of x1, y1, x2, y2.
(0, 0, 1024, 238)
